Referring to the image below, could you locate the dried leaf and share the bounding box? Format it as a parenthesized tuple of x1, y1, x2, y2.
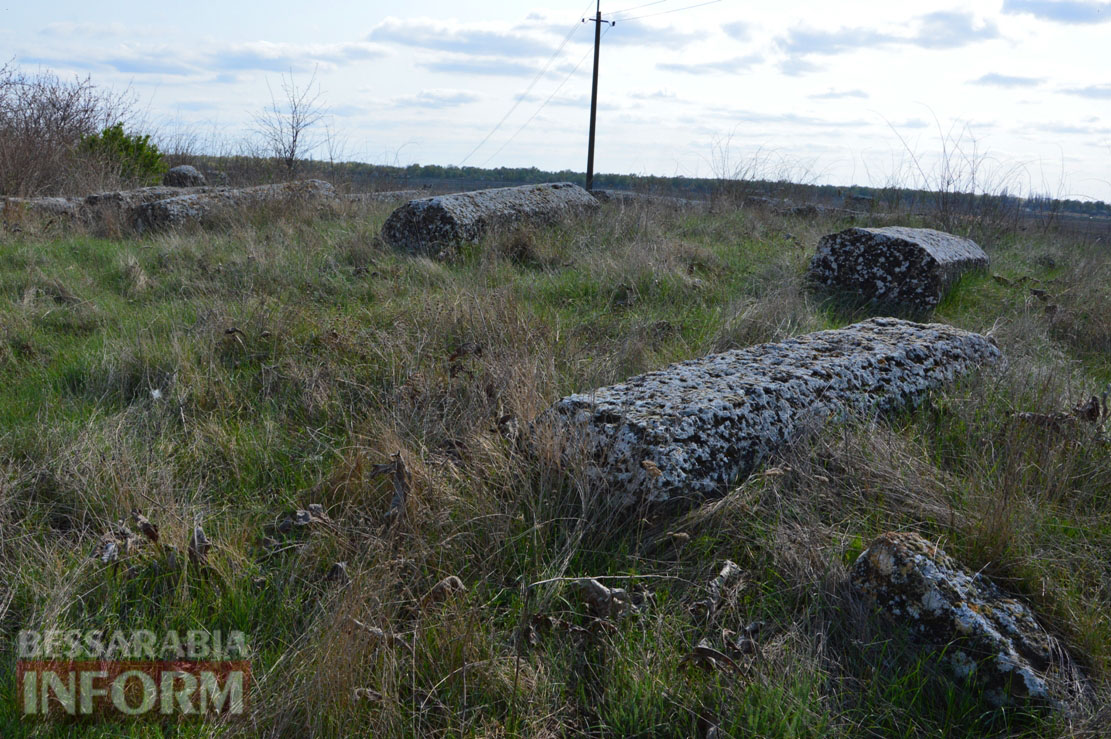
(353, 687, 384, 703)
(370, 453, 409, 520)
(692, 560, 742, 618)
(422, 575, 466, 608)
(131, 510, 159, 543)
(326, 561, 350, 585)
(641, 459, 663, 479)
(189, 523, 210, 565)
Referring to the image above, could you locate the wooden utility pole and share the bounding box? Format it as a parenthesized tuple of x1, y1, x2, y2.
(584, 2, 613, 192)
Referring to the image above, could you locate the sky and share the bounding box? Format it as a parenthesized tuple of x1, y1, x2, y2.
(3, 0, 1110, 201)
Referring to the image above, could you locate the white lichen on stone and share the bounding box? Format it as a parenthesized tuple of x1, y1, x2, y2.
(136, 179, 336, 231)
(380, 182, 598, 253)
(852, 531, 1077, 707)
(809, 226, 989, 311)
(536, 317, 1000, 509)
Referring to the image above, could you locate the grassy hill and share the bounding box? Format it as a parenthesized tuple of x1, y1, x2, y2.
(0, 192, 1108, 736)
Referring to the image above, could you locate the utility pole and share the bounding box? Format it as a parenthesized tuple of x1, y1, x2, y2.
(584, 2, 614, 192)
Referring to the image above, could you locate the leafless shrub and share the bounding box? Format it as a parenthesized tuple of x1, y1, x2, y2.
(0, 60, 138, 196)
(253, 67, 327, 175)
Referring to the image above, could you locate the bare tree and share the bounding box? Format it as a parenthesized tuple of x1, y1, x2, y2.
(253, 67, 326, 175)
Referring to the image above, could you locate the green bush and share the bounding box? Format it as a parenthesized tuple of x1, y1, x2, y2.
(81, 123, 167, 185)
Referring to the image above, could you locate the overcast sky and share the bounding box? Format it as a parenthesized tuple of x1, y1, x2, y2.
(4, 0, 1109, 200)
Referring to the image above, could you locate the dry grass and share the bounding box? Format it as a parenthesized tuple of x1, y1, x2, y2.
(0, 194, 1108, 736)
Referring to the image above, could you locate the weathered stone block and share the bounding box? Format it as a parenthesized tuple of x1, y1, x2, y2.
(535, 318, 1000, 509)
(380, 182, 598, 253)
(591, 189, 705, 209)
(163, 165, 207, 187)
(135, 179, 336, 231)
(343, 190, 425, 205)
(852, 531, 1077, 707)
(809, 227, 989, 311)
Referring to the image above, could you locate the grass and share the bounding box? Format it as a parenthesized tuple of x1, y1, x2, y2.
(0, 195, 1109, 736)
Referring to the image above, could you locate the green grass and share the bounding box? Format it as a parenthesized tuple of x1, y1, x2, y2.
(0, 199, 1108, 736)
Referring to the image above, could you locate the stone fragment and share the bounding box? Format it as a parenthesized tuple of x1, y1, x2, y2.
(808, 226, 989, 312)
(135, 179, 336, 231)
(592, 189, 705, 208)
(851, 531, 1077, 707)
(380, 182, 598, 253)
(163, 165, 207, 187)
(343, 190, 425, 205)
(535, 317, 1000, 509)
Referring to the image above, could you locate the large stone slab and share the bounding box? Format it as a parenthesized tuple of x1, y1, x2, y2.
(852, 531, 1077, 707)
(808, 227, 989, 311)
(591, 189, 706, 209)
(535, 318, 1000, 509)
(380, 182, 598, 253)
(135, 179, 336, 231)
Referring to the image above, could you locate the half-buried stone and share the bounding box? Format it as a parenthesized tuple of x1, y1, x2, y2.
(380, 182, 598, 254)
(535, 317, 1000, 510)
(808, 226, 989, 312)
(852, 531, 1080, 707)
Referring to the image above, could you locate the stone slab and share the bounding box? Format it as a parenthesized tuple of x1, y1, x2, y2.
(852, 531, 1076, 707)
(535, 317, 1000, 509)
(380, 182, 598, 253)
(809, 226, 989, 311)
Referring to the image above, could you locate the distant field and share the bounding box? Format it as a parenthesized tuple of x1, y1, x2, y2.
(0, 195, 1108, 736)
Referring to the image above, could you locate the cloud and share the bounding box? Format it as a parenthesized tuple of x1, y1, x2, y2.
(171, 101, 220, 112)
(40, 22, 134, 38)
(390, 89, 481, 108)
(1002, 1, 1111, 24)
(722, 21, 750, 41)
(1061, 84, 1111, 98)
(211, 42, 385, 72)
(368, 17, 553, 58)
(629, 89, 677, 100)
(1031, 121, 1111, 134)
(102, 56, 197, 75)
(971, 72, 1043, 87)
(782, 12, 998, 60)
(417, 57, 541, 77)
(601, 22, 705, 48)
(809, 89, 869, 99)
(778, 57, 822, 76)
(914, 11, 1000, 48)
(657, 53, 763, 75)
(710, 108, 870, 128)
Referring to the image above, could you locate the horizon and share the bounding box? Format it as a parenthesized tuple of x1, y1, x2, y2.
(3, 0, 1110, 201)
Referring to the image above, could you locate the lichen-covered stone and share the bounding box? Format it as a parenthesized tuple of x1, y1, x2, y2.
(809, 226, 989, 312)
(852, 531, 1077, 707)
(135, 179, 336, 231)
(380, 182, 598, 253)
(592, 189, 705, 209)
(163, 165, 207, 187)
(344, 190, 425, 205)
(535, 317, 1000, 509)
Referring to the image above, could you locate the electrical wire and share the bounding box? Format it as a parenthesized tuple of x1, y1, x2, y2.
(457, 1, 595, 166)
(610, 0, 670, 16)
(480, 24, 613, 167)
(616, 0, 720, 22)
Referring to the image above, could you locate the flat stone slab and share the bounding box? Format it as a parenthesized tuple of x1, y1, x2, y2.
(535, 318, 1000, 509)
(592, 189, 706, 209)
(380, 182, 598, 253)
(135, 179, 336, 231)
(809, 226, 989, 312)
(343, 190, 425, 205)
(852, 531, 1077, 707)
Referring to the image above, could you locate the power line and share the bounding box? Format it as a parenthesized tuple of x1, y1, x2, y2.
(610, 0, 669, 15)
(481, 24, 613, 167)
(457, 2, 594, 166)
(616, 0, 720, 22)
